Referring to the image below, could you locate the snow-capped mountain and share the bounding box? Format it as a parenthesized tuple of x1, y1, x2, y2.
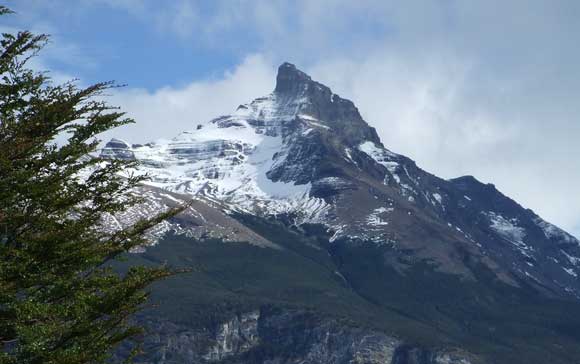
(102, 62, 580, 300)
(102, 63, 580, 364)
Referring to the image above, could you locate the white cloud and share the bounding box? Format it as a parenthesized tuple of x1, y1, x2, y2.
(100, 54, 275, 143)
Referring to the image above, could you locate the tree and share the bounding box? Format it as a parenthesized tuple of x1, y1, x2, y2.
(0, 6, 183, 364)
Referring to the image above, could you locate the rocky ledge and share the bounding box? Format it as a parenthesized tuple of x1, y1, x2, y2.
(124, 306, 478, 364)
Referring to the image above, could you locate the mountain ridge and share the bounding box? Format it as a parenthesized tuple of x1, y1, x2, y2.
(102, 62, 580, 299)
(102, 62, 580, 364)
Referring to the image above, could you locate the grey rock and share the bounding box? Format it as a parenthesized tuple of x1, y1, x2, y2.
(100, 138, 135, 160)
(126, 307, 477, 364)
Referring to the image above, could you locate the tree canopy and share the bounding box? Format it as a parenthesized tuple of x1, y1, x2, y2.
(0, 6, 182, 364)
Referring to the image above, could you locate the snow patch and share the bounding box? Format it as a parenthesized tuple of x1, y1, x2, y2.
(563, 267, 578, 278)
(366, 207, 393, 227)
(344, 148, 354, 162)
(358, 141, 399, 177)
(561, 250, 580, 266)
(534, 217, 579, 246)
(485, 211, 534, 258)
(432, 193, 443, 204)
(298, 114, 330, 129)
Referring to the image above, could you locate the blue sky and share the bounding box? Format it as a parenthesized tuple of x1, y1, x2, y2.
(3, 0, 580, 237)
(2, 1, 249, 89)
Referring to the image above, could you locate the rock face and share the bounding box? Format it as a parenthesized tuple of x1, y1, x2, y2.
(100, 138, 135, 160)
(103, 63, 580, 364)
(126, 307, 475, 364)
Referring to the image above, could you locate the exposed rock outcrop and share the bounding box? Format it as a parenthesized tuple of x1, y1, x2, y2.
(128, 307, 477, 364)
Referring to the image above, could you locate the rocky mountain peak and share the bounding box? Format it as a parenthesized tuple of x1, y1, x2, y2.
(271, 62, 334, 114)
(100, 138, 134, 160)
(274, 62, 314, 94)
(270, 62, 382, 147)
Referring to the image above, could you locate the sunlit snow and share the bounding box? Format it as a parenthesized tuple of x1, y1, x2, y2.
(104, 92, 330, 222)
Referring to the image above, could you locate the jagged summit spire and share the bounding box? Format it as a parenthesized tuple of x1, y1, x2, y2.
(266, 62, 382, 147)
(274, 62, 314, 94)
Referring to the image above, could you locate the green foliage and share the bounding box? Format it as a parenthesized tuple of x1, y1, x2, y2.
(0, 9, 183, 364)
